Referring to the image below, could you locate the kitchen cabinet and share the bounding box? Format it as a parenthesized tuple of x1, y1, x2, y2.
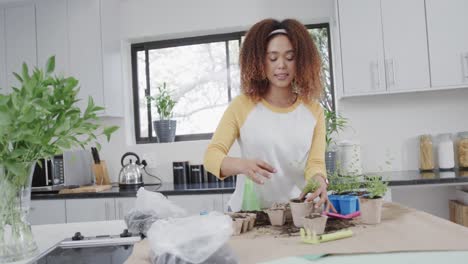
(115, 197, 137, 220)
(29, 200, 66, 225)
(68, 0, 104, 112)
(426, 0, 468, 88)
(0, 8, 6, 91)
(36, 0, 68, 76)
(4, 3, 36, 92)
(338, 0, 429, 95)
(167, 194, 224, 215)
(66, 198, 116, 223)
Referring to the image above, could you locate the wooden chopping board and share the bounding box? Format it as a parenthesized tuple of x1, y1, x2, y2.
(58, 185, 112, 194)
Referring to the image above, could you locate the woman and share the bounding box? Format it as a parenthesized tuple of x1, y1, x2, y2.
(204, 18, 334, 212)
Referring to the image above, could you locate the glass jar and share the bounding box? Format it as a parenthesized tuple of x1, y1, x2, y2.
(458, 132, 468, 169)
(419, 135, 434, 171)
(438, 133, 454, 170)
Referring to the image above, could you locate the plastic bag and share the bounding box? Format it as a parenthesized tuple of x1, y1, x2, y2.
(154, 245, 238, 264)
(147, 212, 235, 264)
(134, 187, 188, 218)
(124, 188, 188, 235)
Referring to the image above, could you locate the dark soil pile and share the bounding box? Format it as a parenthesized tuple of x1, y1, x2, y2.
(324, 218, 355, 233)
(238, 210, 270, 226)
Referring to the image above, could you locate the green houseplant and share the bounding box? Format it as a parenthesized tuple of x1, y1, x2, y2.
(0, 56, 118, 262)
(359, 175, 388, 224)
(323, 108, 348, 174)
(147, 82, 177, 143)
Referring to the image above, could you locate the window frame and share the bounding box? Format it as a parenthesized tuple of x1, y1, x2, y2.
(131, 23, 333, 144)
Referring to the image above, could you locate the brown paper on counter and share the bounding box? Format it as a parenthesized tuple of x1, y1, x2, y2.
(124, 202, 468, 264)
(229, 202, 468, 264)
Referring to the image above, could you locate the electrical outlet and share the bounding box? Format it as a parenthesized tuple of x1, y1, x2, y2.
(141, 152, 158, 168)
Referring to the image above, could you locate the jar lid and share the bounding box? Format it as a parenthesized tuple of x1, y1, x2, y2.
(458, 131, 468, 138)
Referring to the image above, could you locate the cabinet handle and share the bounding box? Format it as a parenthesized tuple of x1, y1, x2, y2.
(373, 61, 381, 89)
(464, 53, 468, 79)
(390, 59, 396, 86)
(105, 202, 108, 220)
(119, 202, 123, 219)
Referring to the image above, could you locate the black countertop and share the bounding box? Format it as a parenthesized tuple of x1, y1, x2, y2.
(373, 169, 468, 186)
(31, 183, 236, 200)
(31, 170, 468, 200)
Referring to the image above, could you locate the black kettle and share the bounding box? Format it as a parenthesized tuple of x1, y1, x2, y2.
(118, 152, 147, 187)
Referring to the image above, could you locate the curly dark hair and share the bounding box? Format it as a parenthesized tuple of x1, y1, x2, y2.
(239, 18, 323, 102)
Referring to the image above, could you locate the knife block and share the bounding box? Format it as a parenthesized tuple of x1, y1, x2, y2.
(93, 160, 111, 185)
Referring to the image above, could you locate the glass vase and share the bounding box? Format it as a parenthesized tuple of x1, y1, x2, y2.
(0, 162, 38, 262)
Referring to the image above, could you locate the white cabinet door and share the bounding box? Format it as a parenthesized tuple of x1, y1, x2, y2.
(0, 8, 6, 92)
(115, 197, 137, 220)
(381, 0, 430, 91)
(29, 200, 66, 225)
(426, 0, 468, 87)
(338, 0, 386, 95)
(36, 0, 68, 76)
(67, 0, 104, 111)
(100, 0, 123, 117)
(66, 198, 115, 223)
(168, 194, 224, 215)
(5, 3, 36, 92)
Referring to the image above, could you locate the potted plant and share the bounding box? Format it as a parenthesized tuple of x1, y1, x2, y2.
(290, 178, 322, 227)
(327, 171, 362, 215)
(359, 175, 388, 224)
(323, 108, 348, 174)
(147, 82, 177, 143)
(0, 57, 118, 262)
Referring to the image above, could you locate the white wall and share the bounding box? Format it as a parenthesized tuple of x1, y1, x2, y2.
(338, 89, 468, 172)
(99, 0, 334, 183)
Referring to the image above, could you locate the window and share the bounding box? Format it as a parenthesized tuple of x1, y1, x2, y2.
(131, 24, 334, 144)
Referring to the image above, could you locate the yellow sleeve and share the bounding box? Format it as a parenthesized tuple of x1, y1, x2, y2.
(304, 102, 327, 180)
(203, 95, 254, 178)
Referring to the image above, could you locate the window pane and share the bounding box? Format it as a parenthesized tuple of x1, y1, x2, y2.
(148, 42, 229, 135)
(308, 28, 333, 111)
(137, 50, 149, 138)
(229, 40, 241, 98)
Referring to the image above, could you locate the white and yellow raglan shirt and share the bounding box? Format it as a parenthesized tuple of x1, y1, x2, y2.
(204, 94, 326, 212)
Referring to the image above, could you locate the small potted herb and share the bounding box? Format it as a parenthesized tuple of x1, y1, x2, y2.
(147, 82, 177, 143)
(289, 178, 322, 227)
(359, 175, 388, 224)
(327, 172, 362, 215)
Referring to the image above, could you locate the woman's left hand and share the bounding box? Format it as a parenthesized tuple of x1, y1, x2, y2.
(299, 175, 337, 213)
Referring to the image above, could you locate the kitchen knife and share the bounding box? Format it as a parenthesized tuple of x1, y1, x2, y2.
(91, 147, 101, 164)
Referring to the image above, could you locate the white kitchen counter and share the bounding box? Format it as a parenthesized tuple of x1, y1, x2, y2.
(10, 220, 127, 264)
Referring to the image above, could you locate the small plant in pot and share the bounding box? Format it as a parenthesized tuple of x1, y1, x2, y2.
(327, 171, 362, 215)
(359, 175, 388, 224)
(323, 108, 348, 174)
(0, 57, 118, 262)
(290, 177, 322, 228)
(147, 82, 177, 143)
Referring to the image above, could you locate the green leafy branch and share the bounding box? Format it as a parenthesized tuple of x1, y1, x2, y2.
(0, 56, 118, 185)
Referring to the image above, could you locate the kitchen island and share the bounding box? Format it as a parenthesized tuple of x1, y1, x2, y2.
(13, 202, 468, 264)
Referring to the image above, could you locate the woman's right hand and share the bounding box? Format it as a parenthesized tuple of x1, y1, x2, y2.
(221, 157, 276, 184)
(239, 158, 277, 184)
